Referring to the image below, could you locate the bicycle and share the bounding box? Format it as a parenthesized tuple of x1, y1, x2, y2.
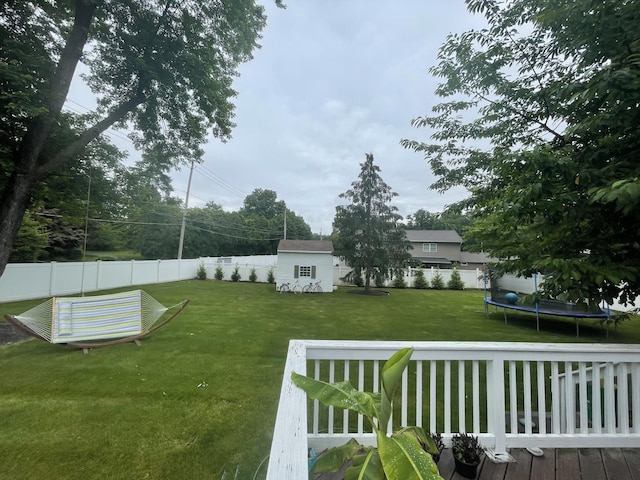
(291, 280, 302, 294)
(302, 281, 322, 293)
(278, 283, 290, 293)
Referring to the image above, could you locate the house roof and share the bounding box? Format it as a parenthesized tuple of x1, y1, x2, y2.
(412, 257, 452, 265)
(405, 230, 462, 243)
(277, 240, 334, 253)
(459, 251, 496, 264)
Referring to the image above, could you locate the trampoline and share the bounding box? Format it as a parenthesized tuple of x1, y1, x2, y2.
(484, 273, 613, 337)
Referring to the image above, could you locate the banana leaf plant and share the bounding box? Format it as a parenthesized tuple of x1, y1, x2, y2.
(291, 347, 443, 480)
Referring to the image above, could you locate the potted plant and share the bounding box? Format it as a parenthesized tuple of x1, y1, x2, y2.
(428, 432, 445, 464)
(292, 348, 443, 480)
(451, 432, 484, 479)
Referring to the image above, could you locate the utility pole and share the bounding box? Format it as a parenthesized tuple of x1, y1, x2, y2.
(283, 206, 287, 240)
(178, 161, 195, 260)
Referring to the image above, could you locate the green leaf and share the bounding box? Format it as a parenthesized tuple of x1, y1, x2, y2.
(312, 438, 363, 474)
(377, 430, 443, 480)
(396, 426, 439, 455)
(291, 372, 377, 419)
(380, 347, 413, 428)
(345, 448, 385, 480)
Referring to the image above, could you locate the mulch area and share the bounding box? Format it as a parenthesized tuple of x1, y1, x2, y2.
(346, 289, 390, 296)
(0, 321, 31, 346)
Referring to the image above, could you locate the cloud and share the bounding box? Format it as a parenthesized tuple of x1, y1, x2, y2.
(81, 0, 488, 234)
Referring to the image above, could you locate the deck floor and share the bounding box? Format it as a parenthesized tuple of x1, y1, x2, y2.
(315, 448, 640, 480)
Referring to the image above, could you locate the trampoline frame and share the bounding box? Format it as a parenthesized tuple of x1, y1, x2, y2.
(483, 272, 613, 337)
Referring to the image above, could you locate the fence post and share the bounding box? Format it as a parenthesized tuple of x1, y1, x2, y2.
(487, 355, 507, 452)
(49, 262, 57, 297)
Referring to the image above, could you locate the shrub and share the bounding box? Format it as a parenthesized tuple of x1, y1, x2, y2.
(353, 270, 363, 287)
(392, 274, 407, 289)
(267, 267, 275, 284)
(230, 265, 241, 282)
(196, 262, 207, 280)
(413, 269, 429, 289)
(249, 268, 257, 283)
(447, 268, 465, 290)
(214, 265, 224, 281)
(374, 272, 386, 288)
(431, 271, 444, 290)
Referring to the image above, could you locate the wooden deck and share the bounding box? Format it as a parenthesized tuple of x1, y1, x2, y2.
(315, 448, 640, 480)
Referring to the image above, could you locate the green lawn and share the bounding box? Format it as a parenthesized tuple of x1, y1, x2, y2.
(1, 281, 638, 480)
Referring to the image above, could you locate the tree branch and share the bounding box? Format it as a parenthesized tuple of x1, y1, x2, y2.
(37, 92, 146, 176)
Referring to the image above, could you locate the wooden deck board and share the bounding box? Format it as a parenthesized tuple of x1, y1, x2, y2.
(529, 448, 555, 480)
(623, 448, 640, 480)
(579, 448, 605, 480)
(314, 448, 640, 480)
(601, 448, 633, 480)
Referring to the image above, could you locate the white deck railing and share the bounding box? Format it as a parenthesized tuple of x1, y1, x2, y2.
(266, 340, 640, 480)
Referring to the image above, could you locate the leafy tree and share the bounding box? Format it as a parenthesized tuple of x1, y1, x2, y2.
(0, 0, 281, 277)
(334, 153, 411, 292)
(239, 188, 312, 254)
(126, 199, 183, 259)
(405, 209, 470, 232)
(402, 0, 640, 307)
(9, 211, 49, 262)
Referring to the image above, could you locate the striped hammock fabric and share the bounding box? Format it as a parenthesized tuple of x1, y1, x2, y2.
(51, 291, 144, 343)
(11, 290, 174, 344)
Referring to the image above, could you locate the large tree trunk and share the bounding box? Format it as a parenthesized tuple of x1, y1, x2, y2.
(0, 1, 97, 278)
(0, 174, 38, 276)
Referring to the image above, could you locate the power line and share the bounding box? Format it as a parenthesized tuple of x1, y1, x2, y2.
(195, 164, 247, 198)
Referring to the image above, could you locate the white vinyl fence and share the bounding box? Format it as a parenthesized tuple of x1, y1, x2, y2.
(0, 255, 490, 303)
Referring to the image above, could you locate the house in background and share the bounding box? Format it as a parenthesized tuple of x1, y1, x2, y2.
(276, 240, 334, 292)
(406, 230, 493, 270)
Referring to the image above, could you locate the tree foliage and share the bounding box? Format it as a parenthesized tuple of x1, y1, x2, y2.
(334, 153, 411, 291)
(0, 0, 280, 276)
(402, 0, 640, 307)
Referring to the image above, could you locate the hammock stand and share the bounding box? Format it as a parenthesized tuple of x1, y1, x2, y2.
(4, 290, 189, 354)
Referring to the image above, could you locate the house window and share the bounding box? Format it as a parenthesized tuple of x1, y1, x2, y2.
(422, 243, 437, 253)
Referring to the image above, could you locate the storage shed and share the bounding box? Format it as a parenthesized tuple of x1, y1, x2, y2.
(276, 240, 334, 293)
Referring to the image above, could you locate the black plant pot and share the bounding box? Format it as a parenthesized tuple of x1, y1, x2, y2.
(454, 457, 479, 479)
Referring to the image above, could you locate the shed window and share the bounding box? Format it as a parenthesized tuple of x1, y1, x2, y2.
(300, 266, 311, 277)
(294, 265, 317, 279)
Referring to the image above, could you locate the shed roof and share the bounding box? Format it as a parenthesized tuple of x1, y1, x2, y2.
(405, 230, 462, 243)
(277, 240, 334, 253)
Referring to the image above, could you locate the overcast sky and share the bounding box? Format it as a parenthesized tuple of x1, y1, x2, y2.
(71, 1, 487, 235)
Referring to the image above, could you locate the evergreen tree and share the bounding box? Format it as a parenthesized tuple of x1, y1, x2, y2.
(333, 153, 411, 292)
(447, 268, 465, 290)
(431, 272, 444, 290)
(413, 269, 429, 290)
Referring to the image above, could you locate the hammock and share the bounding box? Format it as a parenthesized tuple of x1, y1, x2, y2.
(4, 290, 189, 353)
